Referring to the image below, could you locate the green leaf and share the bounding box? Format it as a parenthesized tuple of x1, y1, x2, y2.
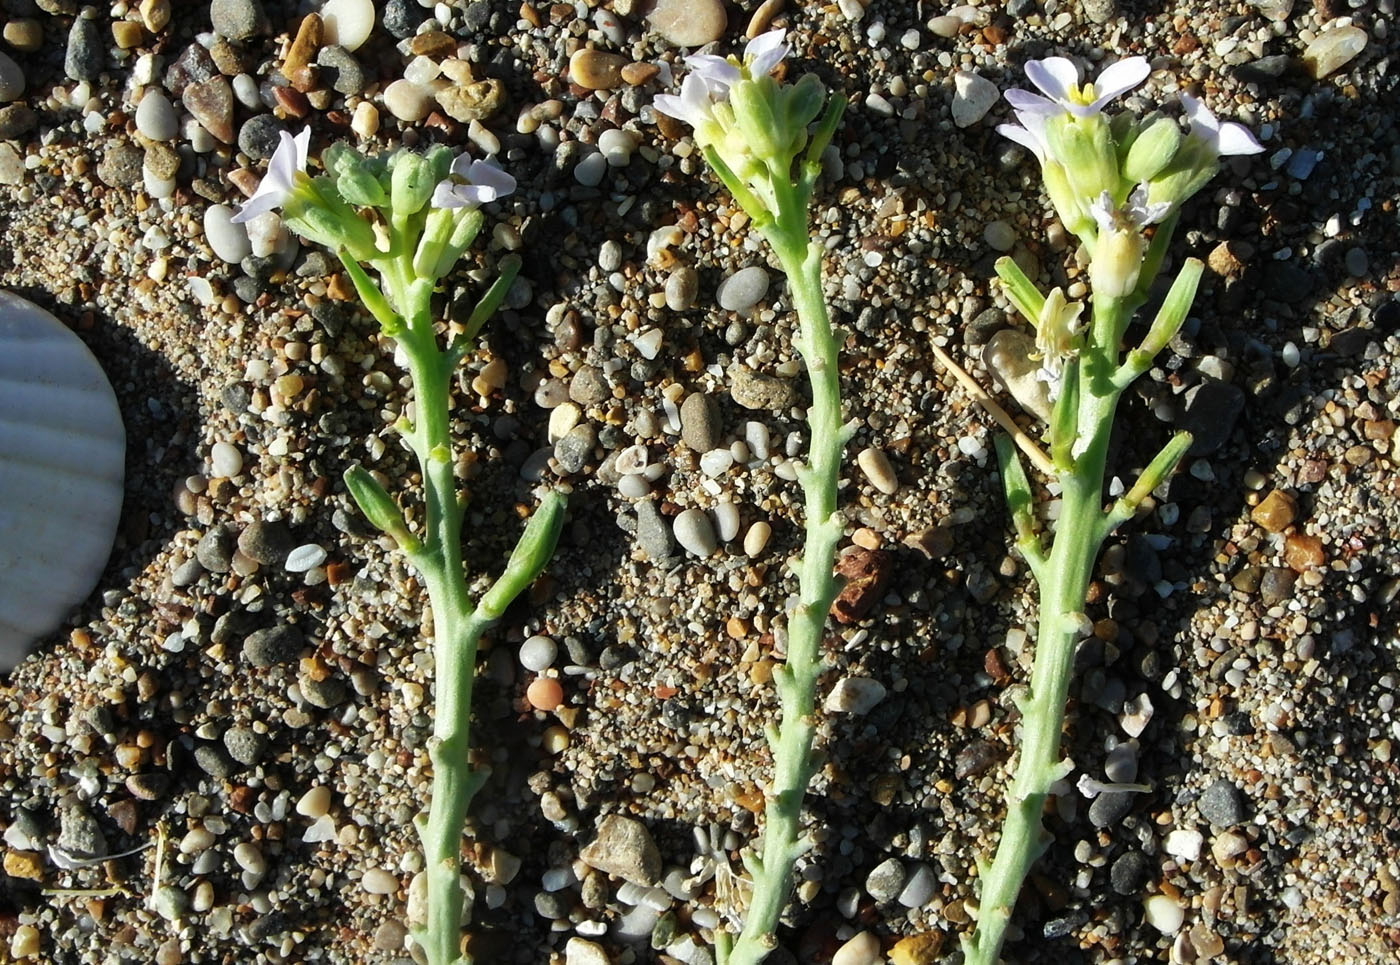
(1137, 256, 1203, 360)
(994, 256, 1046, 327)
(343, 465, 419, 553)
(477, 491, 567, 619)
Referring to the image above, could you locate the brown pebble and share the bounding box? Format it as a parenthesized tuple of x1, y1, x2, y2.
(1283, 533, 1325, 572)
(181, 76, 234, 143)
(831, 548, 894, 625)
(1250, 489, 1297, 533)
(620, 61, 660, 86)
(3, 850, 43, 880)
(284, 14, 322, 74)
(527, 677, 564, 711)
(112, 20, 146, 49)
(3, 18, 43, 52)
(272, 84, 312, 118)
(409, 30, 457, 57)
(569, 49, 627, 90)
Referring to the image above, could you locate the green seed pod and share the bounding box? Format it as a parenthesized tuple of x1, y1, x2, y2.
(390, 151, 436, 217)
(1123, 116, 1183, 184)
(784, 73, 827, 130)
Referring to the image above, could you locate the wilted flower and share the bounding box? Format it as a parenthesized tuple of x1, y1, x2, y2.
(432, 155, 517, 209)
(232, 128, 311, 223)
(1030, 287, 1085, 399)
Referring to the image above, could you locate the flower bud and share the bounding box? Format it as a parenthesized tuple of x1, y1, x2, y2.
(1042, 161, 1091, 237)
(390, 151, 436, 217)
(729, 77, 785, 163)
(1046, 114, 1119, 207)
(1145, 138, 1217, 213)
(1124, 117, 1183, 184)
(783, 74, 826, 130)
(1090, 225, 1146, 298)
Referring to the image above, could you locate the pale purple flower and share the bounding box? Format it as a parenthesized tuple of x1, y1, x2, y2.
(231, 127, 310, 223)
(1005, 55, 1150, 119)
(653, 29, 789, 128)
(1180, 93, 1265, 156)
(996, 109, 1050, 162)
(1089, 184, 1172, 233)
(431, 156, 516, 209)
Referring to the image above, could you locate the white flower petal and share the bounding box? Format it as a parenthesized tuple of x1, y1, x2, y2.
(432, 180, 468, 209)
(1089, 191, 1117, 232)
(686, 54, 740, 92)
(1025, 56, 1079, 103)
(996, 122, 1045, 161)
(230, 191, 283, 224)
(291, 126, 311, 172)
(1215, 121, 1265, 156)
(265, 130, 302, 195)
(1089, 57, 1149, 110)
(1004, 89, 1062, 116)
(464, 159, 516, 200)
(449, 152, 475, 178)
(745, 28, 788, 77)
(1179, 92, 1218, 140)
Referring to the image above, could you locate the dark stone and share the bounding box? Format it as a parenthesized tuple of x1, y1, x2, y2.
(165, 43, 217, 96)
(953, 739, 1000, 780)
(237, 113, 286, 161)
(382, 0, 422, 38)
(634, 501, 674, 560)
(1043, 912, 1088, 939)
(316, 45, 364, 96)
(1089, 791, 1134, 828)
(1330, 327, 1372, 357)
(965, 307, 1007, 347)
(461, 0, 491, 32)
(1232, 55, 1296, 85)
(598, 644, 633, 671)
(210, 0, 269, 40)
(1262, 262, 1314, 303)
(1198, 779, 1246, 826)
(1375, 297, 1400, 331)
(1110, 849, 1152, 895)
(534, 890, 572, 920)
(126, 773, 170, 801)
(196, 526, 236, 573)
(242, 625, 304, 667)
(222, 726, 267, 766)
(1258, 566, 1297, 606)
(1006, 0, 1036, 15)
(64, 16, 101, 81)
(1178, 379, 1245, 455)
(238, 518, 294, 565)
(554, 424, 595, 475)
(300, 675, 347, 709)
(0, 104, 37, 139)
(248, 912, 289, 941)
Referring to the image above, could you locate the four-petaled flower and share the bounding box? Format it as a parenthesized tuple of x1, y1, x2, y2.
(432, 155, 517, 209)
(653, 28, 789, 129)
(1030, 287, 1085, 400)
(1089, 183, 1172, 234)
(1006, 55, 1149, 120)
(231, 127, 310, 223)
(1180, 93, 1265, 157)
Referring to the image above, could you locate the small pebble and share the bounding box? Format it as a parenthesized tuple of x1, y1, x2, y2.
(983, 219, 1017, 252)
(285, 544, 328, 573)
(1164, 827, 1203, 862)
(210, 0, 268, 41)
(520, 635, 558, 672)
(65, 17, 102, 82)
(362, 868, 399, 894)
(743, 521, 771, 557)
(233, 842, 267, 875)
(824, 676, 887, 714)
(1197, 779, 1246, 826)
(211, 441, 243, 476)
(717, 266, 770, 312)
(384, 80, 433, 122)
(297, 785, 332, 819)
(673, 508, 718, 557)
(135, 89, 178, 141)
(857, 446, 898, 494)
(952, 71, 999, 127)
(665, 267, 698, 310)
(569, 49, 628, 90)
(1143, 894, 1185, 934)
(204, 205, 251, 264)
(527, 677, 564, 711)
(648, 0, 726, 47)
(1302, 25, 1368, 79)
(0, 52, 26, 102)
(320, 0, 375, 51)
(864, 857, 907, 903)
(831, 931, 881, 965)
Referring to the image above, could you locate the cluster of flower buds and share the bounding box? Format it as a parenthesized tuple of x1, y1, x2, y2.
(654, 30, 839, 220)
(232, 130, 516, 289)
(998, 56, 1263, 297)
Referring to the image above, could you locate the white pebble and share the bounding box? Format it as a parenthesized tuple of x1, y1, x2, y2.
(134, 89, 177, 140)
(296, 785, 332, 819)
(952, 70, 1000, 128)
(1164, 827, 1203, 862)
(744, 421, 771, 460)
(597, 128, 637, 167)
(383, 79, 433, 122)
(824, 676, 887, 715)
(673, 508, 717, 557)
(180, 827, 215, 855)
(519, 635, 558, 672)
(856, 446, 898, 494)
(1143, 894, 1185, 934)
(743, 521, 771, 557)
(632, 328, 663, 360)
(362, 868, 399, 894)
(831, 930, 881, 965)
(712, 501, 740, 542)
(210, 441, 243, 477)
(699, 449, 734, 477)
(285, 544, 328, 573)
(320, 0, 375, 51)
(574, 150, 608, 187)
(233, 842, 266, 875)
(203, 204, 251, 263)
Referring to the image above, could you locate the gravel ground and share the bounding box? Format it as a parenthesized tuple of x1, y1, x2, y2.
(1, 1, 1398, 963)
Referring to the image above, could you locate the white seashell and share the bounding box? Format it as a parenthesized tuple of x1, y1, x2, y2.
(0, 291, 125, 671)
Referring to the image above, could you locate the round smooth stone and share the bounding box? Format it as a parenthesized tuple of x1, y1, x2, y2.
(134, 89, 178, 141)
(0, 292, 125, 670)
(519, 635, 558, 672)
(203, 204, 251, 263)
(673, 508, 717, 557)
(717, 266, 770, 312)
(320, 0, 375, 52)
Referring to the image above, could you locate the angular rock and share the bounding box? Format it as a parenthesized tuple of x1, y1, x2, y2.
(579, 814, 661, 886)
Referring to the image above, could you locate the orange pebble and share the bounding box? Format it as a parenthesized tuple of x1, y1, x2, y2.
(526, 677, 564, 711)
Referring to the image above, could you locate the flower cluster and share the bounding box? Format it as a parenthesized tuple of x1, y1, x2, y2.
(230, 129, 515, 286)
(654, 29, 836, 219)
(998, 56, 1263, 266)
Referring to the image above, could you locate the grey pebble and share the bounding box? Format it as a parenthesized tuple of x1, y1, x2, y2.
(665, 266, 698, 311)
(680, 392, 721, 452)
(1344, 247, 1369, 277)
(1089, 791, 1134, 828)
(165, 42, 217, 95)
(717, 266, 770, 312)
(983, 220, 1017, 252)
(896, 863, 936, 908)
(242, 625, 304, 667)
(210, 0, 268, 40)
(864, 857, 907, 903)
(300, 674, 347, 709)
(0, 104, 36, 139)
(534, 890, 572, 920)
(194, 744, 236, 780)
(673, 508, 717, 557)
(554, 424, 595, 475)
(1082, 0, 1117, 22)
(1110, 849, 1152, 895)
(96, 140, 144, 188)
(58, 804, 107, 860)
(1259, 566, 1297, 606)
(126, 773, 169, 800)
(1178, 379, 1245, 455)
(598, 240, 623, 272)
(579, 814, 661, 886)
(171, 557, 204, 588)
(965, 307, 1007, 347)
(1197, 779, 1246, 826)
(317, 45, 365, 96)
(729, 365, 796, 411)
(634, 501, 674, 560)
(569, 365, 610, 405)
(222, 726, 267, 766)
(382, 0, 423, 38)
(65, 16, 102, 82)
(238, 114, 286, 161)
(238, 518, 294, 565)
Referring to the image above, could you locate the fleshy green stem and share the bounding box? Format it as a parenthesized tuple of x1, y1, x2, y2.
(964, 296, 1130, 965)
(722, 180, 845, 965)
(346, 260, 563, 965)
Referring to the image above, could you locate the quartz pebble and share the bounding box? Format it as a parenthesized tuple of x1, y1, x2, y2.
(210, 441, 243, 477)
(362, 868, 399, 895)
(296, 785, 332, 819)
(569, 49, 627, 90)
(233, 842, 266, 875)
(384, 80, 433, 122)
(673, 508, 717, 557)
(519, 635, 558, 672)
(952, 71, 999, 127)
(204, 205, 252, 263)
(1164, 827, 1203, 862)
(285, 544, 327, 573)
(647, 0, 726, 47)
(824, 676, 887, 714)
(320, 0, 375, 51)
(1143, 894, 1185, 934)
(857, 446, 898, 494)
(1303, 26, 1367, 79)
(743, 521, 771, 557)
(717, 267, 770, 312)
(135, 90, 178, 141)
(831, 931, 881, 965)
